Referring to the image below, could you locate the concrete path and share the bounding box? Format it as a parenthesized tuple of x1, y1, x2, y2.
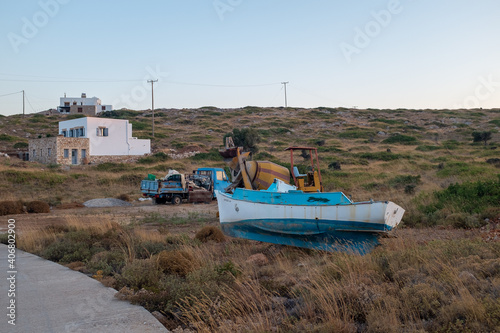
(0, 244, 169, 333)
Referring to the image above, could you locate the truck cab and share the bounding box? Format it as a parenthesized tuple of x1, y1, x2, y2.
(195, 167, 231, 198)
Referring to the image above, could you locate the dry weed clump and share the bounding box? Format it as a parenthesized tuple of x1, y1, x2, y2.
(25, 200, 50, 213)
(116, 193, 131, 202)
(0, 200, 24, 215)
(194, 226, 226, 243)
(157, 250, 198, 277)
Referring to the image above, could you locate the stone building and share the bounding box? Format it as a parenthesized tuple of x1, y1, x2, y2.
(28, 117, 150, 165)
(29, 136, 89, 165)
(57, 93, 112, 116)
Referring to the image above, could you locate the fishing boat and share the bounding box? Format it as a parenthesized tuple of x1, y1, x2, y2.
(216, 145, 405, 254)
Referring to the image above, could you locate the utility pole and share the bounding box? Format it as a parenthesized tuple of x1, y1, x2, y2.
(22, 90, 25, 117)
(281, 82, 289, 108)
(148, 79, 158, 137)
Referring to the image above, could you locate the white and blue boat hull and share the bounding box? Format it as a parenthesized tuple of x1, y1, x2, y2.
(216, 188, 404, 254)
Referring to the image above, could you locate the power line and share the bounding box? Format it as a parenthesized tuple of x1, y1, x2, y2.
(0, 91, 23, 98)
(0, 78, 144, 83)
(163, 80, 281, 88)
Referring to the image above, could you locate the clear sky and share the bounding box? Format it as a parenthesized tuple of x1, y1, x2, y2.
(1, 0, 499, 116)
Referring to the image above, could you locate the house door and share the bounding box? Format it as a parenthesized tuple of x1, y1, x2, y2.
(71, 149, 78, 165)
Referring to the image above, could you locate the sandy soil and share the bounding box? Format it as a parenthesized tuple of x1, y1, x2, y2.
(0, 200, 220, 234)
(2, 199, 493, 247)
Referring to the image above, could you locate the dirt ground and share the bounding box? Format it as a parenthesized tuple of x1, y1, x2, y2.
(2, 200, 493, 246)
(0, 200, 220, 235)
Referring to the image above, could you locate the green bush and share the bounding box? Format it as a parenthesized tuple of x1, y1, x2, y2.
(382, 134, 419, 145)
(472, 131, 492, 146)
(0, 134, 16, 141)
(389, 175, 421, 188)
(94, 162, 131, 172)
(13, 142, 28, 149)
(190, 148, 222, 161)
(416, 145, 441, 152)
(421, 177, 500, 218)
(357, 152, 405, 161)
(117, 259, 162, 290)
(338, 129, 376, 139)
(223, 128, 260, 153)
(137, 152, 169, 164)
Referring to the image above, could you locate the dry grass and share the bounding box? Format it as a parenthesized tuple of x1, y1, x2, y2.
(25, 200, 50, 213)
(195, 226, 226, 243)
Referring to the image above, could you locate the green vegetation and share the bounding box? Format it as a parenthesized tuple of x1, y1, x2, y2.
(100, 110, 142, 119)
(472, 131, 492, 146)
(0, 134, 17, 141)
(223, 128, 260, 153)
(338, 128, 376, 139)
(382, 134, 419, 145)
(13, 141, 28, 148)
(137, 152, 169, 164)
(357, 151, 408, 161)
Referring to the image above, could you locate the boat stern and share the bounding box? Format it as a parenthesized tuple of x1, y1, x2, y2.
(384, 201, 405, 230)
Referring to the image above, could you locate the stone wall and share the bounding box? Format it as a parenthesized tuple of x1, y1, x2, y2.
(28, 137, 58, 164)
(88, 155, 142, 164)
(69, 104, 98, 116)
(29, 136, 89, 165)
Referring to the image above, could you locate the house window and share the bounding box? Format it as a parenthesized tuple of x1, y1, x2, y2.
(96, 127, 108, 137)
(62, 130, 67, 137)
(73, 101, 76, 105)
(64, 149, 69, 158)
(81, 149, 86, 158)
(77, 107, 83, 113)
(64, 102, 70, 107)
(33, 149, 36, 158)
(48, 148, 51, 156)
(69, 129, 74, 137)
(79, 128, 85, 136)
(102, 106, 106, 111)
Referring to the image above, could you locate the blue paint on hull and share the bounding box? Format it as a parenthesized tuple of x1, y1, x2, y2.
(221, 218, 387, 255)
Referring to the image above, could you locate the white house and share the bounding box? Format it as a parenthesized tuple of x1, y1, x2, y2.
(58, 117, 150, 156)
(57, 93, 112, 115)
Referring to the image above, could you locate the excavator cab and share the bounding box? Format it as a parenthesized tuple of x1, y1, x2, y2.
(286, 147, 323, 192)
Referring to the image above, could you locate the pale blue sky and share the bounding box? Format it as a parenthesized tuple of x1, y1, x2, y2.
(1, 0, 499, 116)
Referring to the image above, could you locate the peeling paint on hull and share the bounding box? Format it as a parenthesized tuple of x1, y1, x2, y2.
(216, 189, 405, 254)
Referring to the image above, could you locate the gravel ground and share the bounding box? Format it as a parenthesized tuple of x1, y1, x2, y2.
(83, 198, 133, 208)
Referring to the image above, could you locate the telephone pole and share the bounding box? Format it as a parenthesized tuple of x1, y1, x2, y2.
(281, 82, 289, 108)
(148, 79, 158, 137)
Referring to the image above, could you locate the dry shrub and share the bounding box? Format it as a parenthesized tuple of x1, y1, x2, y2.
(401, 283, 442, 320)
(117, 193, 131, 202)
(178, 279, 288, 332)
(0, 200, 24, 215)
(117, 258, 161, 290)
(26, 200, 50, 213)
(195, 226, 226, 243)
(157, 250, 197, 276)
(66, 261, 86, 271)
